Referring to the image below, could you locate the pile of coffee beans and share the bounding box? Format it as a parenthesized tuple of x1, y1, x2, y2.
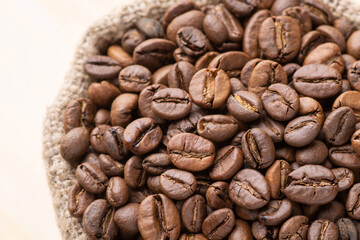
(60, 0, 360, 239)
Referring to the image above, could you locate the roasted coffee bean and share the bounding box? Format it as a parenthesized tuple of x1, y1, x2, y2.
(206, 182, 232, 210)
(240, 58, 262, 87)
(333, 91, 360, 122)
(341, 79, 352, 93)
(265, 160, 291, 199)
(346, 183, 360, 220)
(142, 153, 172, 175)
(317, 24, 346, 52)
(261, 83, 300, 121)
(298, 97, 324, 124)
(342, 54, 357, 75)
(317, 201, 346, 222)
(176, 26, 208, 57)
(60, 127, 90, 165)
(195, 51, 220, 70)
(337, 218, 358, 240)
(124, 156, 147, 189)
(94, 109, 110, 126)
(307, 219, 338, 240)
(162, 0, 199, 28)
(208, 51, 250, 79)
(138, 84, 167, 124)
(296, 140, 328, 165)
(352, 129, 360, 155)
(348, 61, 360, 91)
(99, 154, 124, 177)
(114, 203, 139, 239)
(347, 30, 360, 59)
(197, 114, 238, 142)
(68, 182, 95, 218)
(209, 145, 243, 181)
(329, 144, 360, 168)
(181, 194, 207, 233)
(107, 45, 134, 67)
(203, 14, 227, 46)
(229, 169, 270, 210)
(284, 116, 321, 147)
(228, 219, 253, 240)
(110, 93, 138, 128)
(138, 194, 181, 240)
(279, 215, 309, 240)
(282, 6, 312, 36)
(90, 125, 110, 154)
(227, 90, 262, 122)
(251, 220, 279, 240)
(275, 144, 295, 163)
(241, 128, 275, 169)
(118, 65, 151, 93)
(202, 208, 235, 240)
(167, 133, 215, 172)
(133, 39, 177, 72)
(301, 0, 334, 26)
(259, 199, 292, 226)
(271, 0, 300, 15)
(189, 68, 230, 109)
(251, 115, 285, 143)
(304, 42, 344, 74)
(127, 188, 151, 204)
(235, 206, 259, 221)
(151, 88, 192, 120)
(283, 63, 301, 82)
(135, 17, 164, 38)
(248, 60, 288, 97)
(159, 169, 196, 200)
(297, 30, 327, 64)
(106, 177, 129, 208)
(84, 55, 122, 80)
(83, 199, 117, 240)
(121, 28, 146, 54)
(88, 81, 120, 108)
(332, 168, 354, 192)
(323, 107, 356, 146)
(167, 61, 196, 92)
(64, 98, 96, 133)
(123, 118, 163, 155)
(229, 78, 246, 93)
(334, 18, 356, 39)
(179, 233, 207, 240)
(76, 162, 108, 194)
(103, 126, 128, 161)
(284, 165, 338, 205)
(83, 153, 101, 168)
(147, 175, 162, 193)
(302, 204, 320, 220)
(152, 65, 172, 86)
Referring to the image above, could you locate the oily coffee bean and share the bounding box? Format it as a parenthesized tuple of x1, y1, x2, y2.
(334, 18, 356, 40)
(240, 58, 262, 87)
(106, 177, 129, 208)
(110, 93, 138, 127)
(206, 181, 232, 210)
(295, 140, 328, 165)
(133, 39, 177, 72)
(259, 199, 292, 226)
(228, 219, 253, 240)
(179, 233, 207, 240)
(333, 91, 360, 122)
(90, 125, 110, 154)
(135, 17, 164, 38)
(82, 199, 117, 240)
(142, 153, 172, 175)
(347, 31, 360, 59)
(261, 83, 300, 121)
(88, 81, 120, 108)
(259, 16, 301, 63)
(317, 201, 346, 222)
(64, 98, 96, 133)
(195, 51, 220, 70)
(83, 153, 101, 168)
(76, 162, 108, 194)
(138, 194, 181, 240)
(189, 68, 230, 109)
(298, 97, 324, 124)
(60, 127, 90, 165)
(197, 114, 238, 142)
(123, 117, 163, 155)
(337, 218, 358, 240)
(181, 194, 207, 233)
(271, 0, 300, 15)
(151, 88, 192, 120)
(208, 51, 250, 79)
(348, 61, 360, 91)
(341, 80, 352, 93)
(251, 220, 279, 240)
(265, 160, 291, 199)
(227, 90, 263, 122)
(301, 0, 334, 26)
(176, 26, 208, 57)
(174, 47, 196, 63)
(83, 55, 122, 80)
(279, 215, 309, 240)
(152, 65, 172, 86)
(229, 169, 270, 210)
(121, 28, 146, 54)
(275, 144, 295, 163)
(231, 131, 246, 149)
(352, 129, 360, 155)
(282, 6, 312, 36)
(202, 208, 235, 240)
(284, 165, 338, 205)
(251, 115, 285, 143)
(235, 206, 259, 221)
(308, 219, 338, 240)
(283, 63, 301, 82)
(99, 154, 124, 177)
(317, 24, 346, 52)
(229, 78, 246, 93)
(162, 0, 199, 29)
(68, 182, 95, 218)
(209, 145, 243, 181)
(195, 173, 212, 197)
(167, 133, 215, 172)
(94, 109, 110, 126)
(118, 65, 152, 93)
(124, 156, 147, 189)
(138, 84, 167, 124)
(346, 183, 360, 220)
(342, 54, 357, 75)
(147, 175, 162, 193)
(167, 61, 196, 92)
(107, 45, 134, 67)
(159, 169, 196, 200)
(329, 144, 360, 168)
(241, 128, 275, 169)
(284, 116, 321, 147)
(332, 168, 354, 192)
(128, 188, 151, 204)
(203, 14, 227, 46)
(114, 203, 139, 239)
(103, 126, 128, 161)
(297, 30, 327, 64)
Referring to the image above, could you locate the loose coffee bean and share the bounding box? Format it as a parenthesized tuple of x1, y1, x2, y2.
(83, 153, 101, 168)
(298, 97, 324, 124)
(307, 219, 338, 240)
(128, 188, 151, 204)
(341, 79, 352, 93)
(189, 68, 230, 109)
(265, 160, 291, 199)
(240, 58, 262, 87)
(208, 51, 250, 79)
(295, 140, 328, 165)
(203, 14, 227, 46)
(176, 26, 208, 57)
(229, 169, 270, 210)
(197, 114, 238, 142)
(124, 156, 147, 189)
(283, 63, 301, 82)
(162, 0, 199, 29)
(227, 90, 263, 122)
(352, 129, 360, 155)
(159, 169, 196, 200)
(123, 117, 163, 155)
(103, 126, 128, 161)
(106, 177, 129, 208)
(195, 51, 220, 70)
(229, 78, 246, 93)
(110, 93, 138, 128)
(167, 61, 196, 92)
(279, 215, 309, 240)
(181, 194, 207, 233)
(228, 219, 253, 240)
(68, 182, 95, 218)
(76, 162, 108, 194)
(334, 17, 356, 39)
(121, 28, 146, 54)
(151, 88, 192, 120)
(114, 203, 139, 239)
(60, 127, 90, 165)
(195, 173, 212, 197)
(282, 6, 312, 36)
(83, 55, 122, 80)
(241, 128, 275, 169)
(90, 125, 110, 154)
(147, 175, 162, 193)
(301, 0, 334, 26)
(297, 30, 327, 64)
(107, 45, 134, 67)
(332, 168, 354, 192)
(317, 201, 346, 222)
(346, 183, 360, 220)
(202, 208, 235, 240)
(259, 199, 292, 226)
(138, 84, 167, 124)
(329, 144, 360, 168)
(333, 91, 360, 122)
(302, 204, 320, 220)
(206, 181, 232, 210)
(142, 153, 172, 175)
(284, 116, 321, 147)
(167, 133, 215, 172)
(271, 0, 300, 15)
(337, 218, 358, 240)
(88, 81, 120, 108)
(235, 206, 259, 221)
(99, 154, 124, 177)
(94, 109, 110, 126)
(275, 144, 295, 163)
(118, 65, 151, 93)
(135, 17, 164, 38)
(284, 165, 338, 205)
(209, 145, 243, 181)
(251, 115, 285, 143)
(64, 98, 96, 133)
(83, 199, 117, 240)
(348, 61, 360, 91)
(138, 194, 181, 240)
(252, 220, 279, 240)
(347, 31, 360, 59)
(179, 233, 207, 240)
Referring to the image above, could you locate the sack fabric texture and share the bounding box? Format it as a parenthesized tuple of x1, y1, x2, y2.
(42, 0, 360, 239)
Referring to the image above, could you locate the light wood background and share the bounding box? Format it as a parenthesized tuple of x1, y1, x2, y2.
(0, 0, 359, 239)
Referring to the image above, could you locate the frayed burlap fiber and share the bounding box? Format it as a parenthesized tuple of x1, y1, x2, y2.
(42, 0, 360, 239)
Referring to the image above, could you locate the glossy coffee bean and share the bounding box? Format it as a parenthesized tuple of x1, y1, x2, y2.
(195, 51, 220, 70)
(282, 6, 312, 36)
(316, 25, 346, 53)
(208, 51, 250, 79)
(110, 93, 138, 128)
(76, 162, 108, 194)
(99, 154, 124, 177)
(347, 31, 360, 59)
(283, 63, 301, 82)
(84, 55, 122, 80)
(298, 97, 324, 124)
(334, 18, 356, 39)
(295, 140, 328, 165)
(176, 26, 208, 57)
(337, 218, 358, 240)
(228, 219, 253, 240)
(136, 17, 164, 38)
(121, 28, 145, 54)
(307, 219, 338, 240)
(227, 91, 262, 122)
(114, 203, 139, 239)
(68, 182, 95, 218)
(352, 129, 360, 155)
(60, 127, 90, 165)
(252, 220, 279, 240)
(147, 175, 162, 193)
(167, 61, 196, 92)
(333, 91, 360, 122)
(107, 45, 134, 67)
(159, 169, 196, 200)
(179, 233, 207, 240)
(332, 168, 354, 192)
(118, 65, 152, 93)
(64, 98, 96, 133)
(251, 115, 285, 143)
(301, 0, 334, 26)
(203, 14, 227, 46)
(271, 0, 300, 15)
(94, 109, 110, 126)
(106, 177, 129, 208)
(284, 116, 321, 147)
(275, 144, 295, 163)
(229, 78, 246, 93)
(88, 81, 120, 108)
(138, 84, 167, 124)
(329, 144, 360, 169)
(83, 153, 100, 168)
(348, 61, 360, 91)
(259, 199, 292, 226)
(279, 215, 309, 240)
(235, 206, 259, 221)
(103, 126, 128, 161)
(240, 58, 262, 87)
(265, 160, 291, 199)
(206, 181, 232, 210)
(181, 194, 207, 233)
(197, 114, 238, 142)
(202, 208, 235, 240)
(142, 153, 172, 175)
(346, 183, 360, 220)
(162, 0, 199, 29)
(124, 156, 147, 189)
(297, 30, 327, 64)
(90, 125, 110, 154)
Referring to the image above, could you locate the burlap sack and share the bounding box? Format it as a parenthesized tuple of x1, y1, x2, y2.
(42, 0, 360, 239)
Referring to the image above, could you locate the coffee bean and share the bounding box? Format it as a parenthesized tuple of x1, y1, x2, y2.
(228, 219, 253, 240)
(265, 160, 291, 199)
(241, 128, 275, 169)
(138, 84, 167, 124)
(138, 194, 181, 240)
(296, 140, 328, 165)
(99, 154, 124, 177)
(94, 109, 110, 126)
(284, 116, 321, 147)
(206, 181, 232, 210)
(298, 97, 324, 124)
(142, 153, 172, 175)
(279, 215, 309, 240)
(259, 199, 292, 226)
(203, 14, 227, 46)
(121, 28, 146, 54)
(167, 61, 196, 92)
(229, 169, 270, 210)
(282, 6, 312, 36)
(317, 201, 346, 222)
(110, 93, 138, 128)
(135, 17, 164, 39)
(346, 183, 360, 220)
(332, 168, 354, 192)
(195, 173, 212, 197)
(76, 162, 108, 194)
(162, 0, 199, 29)
(333, 91, 360, 122)
(197, 114, 238, 142)
(235, 206, 259, 221)
(83, 199, 117, 240)
(308, 219, 338, 240)
(347, 30, 360, 59)
(334, 18, 356, 40)
(106, 177, 129, 207)
(60, 127, 90, 165)
(329, 144, 360, 168)
(88, 81, 120, 108)
(251, 115, 285, 143)
(124, 156, 147, 189)
(68, 182, 95, 218)
(181, 194, 207, 233)
(317, 25, 346, 52)
(208, 51, 250, 79)
(284, 165, 338, 205)
(90, 125, 110, 154)
(168, 133, 214, 172)
(229, 78, 246, 93)
(83, 153, 101, 168)
(189, 68, 230, 109)
(195, 51, 220, 70)
(64, 98, 96, 133)
(337, 218, 358, 240)
(271, 0, 300, 15)
(176, 26, 208, 57)
(107, 45, 134, 68)
(297, 30, 327, 64)
(301, 0, 334, 26)
(202, 208, 235, 240)
(103, 126, 128, 161)
(159, 169, 196, 200)
(128, 188, 151, 204)
(84, 55, 122, 80)
(118, 65, 152, 93)
(302, 204, 320, 220)
(275, 144, 295, 163)
(251, 220, 279, 240)
(227, 90, 262, 123)
(179, 233, 207, 240)
(352, 129, 360, 155)
(283, 63, 301, 82)
(114, 203, 139, 239)
(147, 175, 162, 193)
(348, 61, 360, 91)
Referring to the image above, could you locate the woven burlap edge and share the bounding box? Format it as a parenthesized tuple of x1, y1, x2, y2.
(42, 0, 360, 239)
